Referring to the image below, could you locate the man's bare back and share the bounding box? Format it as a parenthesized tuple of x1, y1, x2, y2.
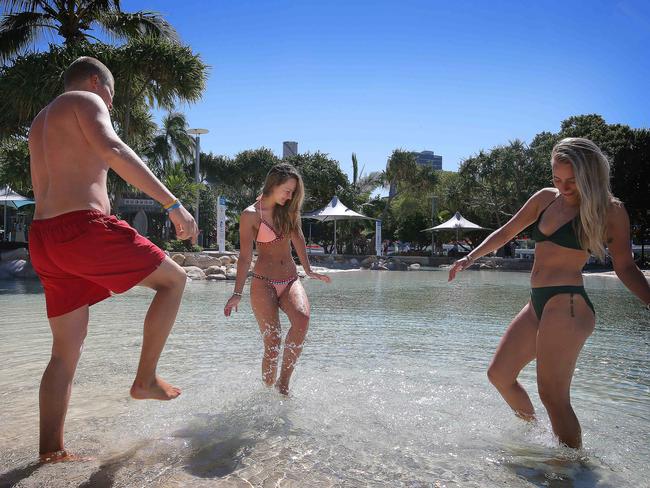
(29, 91, 113, 219)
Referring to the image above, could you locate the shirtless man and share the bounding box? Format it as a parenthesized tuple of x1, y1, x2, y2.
(28, 56, 198, 462)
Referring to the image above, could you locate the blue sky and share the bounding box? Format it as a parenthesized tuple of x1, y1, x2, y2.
(18, 0, 650, 178)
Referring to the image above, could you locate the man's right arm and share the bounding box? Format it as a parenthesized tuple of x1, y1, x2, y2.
(74, 92, 175, 204)
(74, 92, 198, 241)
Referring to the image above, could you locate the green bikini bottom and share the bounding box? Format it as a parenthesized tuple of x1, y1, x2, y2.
(530, 286, 595, 320)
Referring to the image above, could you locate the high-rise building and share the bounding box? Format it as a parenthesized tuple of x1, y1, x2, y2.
(283, 141, 298, 159)
(388, 150, 443, 197)
(415, 150, 442, 170)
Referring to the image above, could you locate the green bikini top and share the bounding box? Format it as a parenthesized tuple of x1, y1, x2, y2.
(531, 196, 583, 250)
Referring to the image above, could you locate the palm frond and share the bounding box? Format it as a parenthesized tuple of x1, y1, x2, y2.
(98, 10, 179, 43)
(0, 11, 54, 60)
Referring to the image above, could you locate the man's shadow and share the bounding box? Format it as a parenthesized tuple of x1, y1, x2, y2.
(0, 462, 41, 488)
(174, 390, 296, 479)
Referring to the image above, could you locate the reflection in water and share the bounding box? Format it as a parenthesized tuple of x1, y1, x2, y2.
(0, 278, 42, 295)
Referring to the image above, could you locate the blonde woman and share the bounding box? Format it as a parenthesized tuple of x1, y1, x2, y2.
(449, 137, 650, 448)
(224, 163, 331, 395)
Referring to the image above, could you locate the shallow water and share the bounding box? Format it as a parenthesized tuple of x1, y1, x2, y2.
(0, 270, 648, 487)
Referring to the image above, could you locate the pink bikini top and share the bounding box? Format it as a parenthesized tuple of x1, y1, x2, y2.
(255, 202, 284, 244)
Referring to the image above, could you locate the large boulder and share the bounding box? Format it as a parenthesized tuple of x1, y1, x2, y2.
(205, 265, 226, 276)
(225, 267, 238, 280)
(184, 254, 223, 269)
(386, 259, 408, 271)
(171, 254, 186, 266)
(183, 266, 206, 280)
(207, 274, 226, 281)
(0, 259, 38, 279)
(361, 256, 378, 268)
(408, 263, 421, 270)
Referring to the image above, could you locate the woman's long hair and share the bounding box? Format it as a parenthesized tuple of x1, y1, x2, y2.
(551, 137, 618, 260)
(260, 163, 305, 236)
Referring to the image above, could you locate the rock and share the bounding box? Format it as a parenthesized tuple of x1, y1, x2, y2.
(225, 267, 238, 280)
(207, 274, 226, 281)
(361, 256, 377, 268)
(205, 265, 226, 276)
(408, 263, 421, 270)
(386, 259, 408, 271)
(220, 256, 232, 266)
(0, 248, 28, 261)
(349, 258, 359, 266)
(183, 266, 206, 280)
(184, 254, 222, 269)
(0, 259, 38, 279)
(230, 256, 238, 264)
(171, 254, 186, 266)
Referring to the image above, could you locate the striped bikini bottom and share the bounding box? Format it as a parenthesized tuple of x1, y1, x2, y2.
(251, 272, 299, 299)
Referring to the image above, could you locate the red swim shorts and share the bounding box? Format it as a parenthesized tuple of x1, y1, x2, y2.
(29, 209, 166, 318)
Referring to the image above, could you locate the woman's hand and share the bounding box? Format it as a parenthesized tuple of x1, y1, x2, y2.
(448, 256, 475, 282)
(307, 271, 331, 283)
(224, 294, 242, 317)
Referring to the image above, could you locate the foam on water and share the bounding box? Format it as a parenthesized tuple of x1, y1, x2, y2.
(0, 270, 648, 487)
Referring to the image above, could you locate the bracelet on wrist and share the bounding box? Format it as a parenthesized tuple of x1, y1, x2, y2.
(232, 291, 243, 297)
(163, 199, 182, 212)
(162, 198, 179, 210)
(166, 201, 182, 212)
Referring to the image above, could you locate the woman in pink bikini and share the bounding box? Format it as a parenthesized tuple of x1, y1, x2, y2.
(224, 163, 331, 394)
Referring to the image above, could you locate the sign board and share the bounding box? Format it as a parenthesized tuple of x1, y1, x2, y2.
(217, 196, 227, 252)
(376, 220, 382, 256)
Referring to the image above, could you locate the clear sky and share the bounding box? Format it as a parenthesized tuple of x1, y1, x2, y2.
(64, 1, 650, 177)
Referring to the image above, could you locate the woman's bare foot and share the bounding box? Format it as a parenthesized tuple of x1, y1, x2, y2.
(39, 450, 93, 463)
(275, 381, 289, 396)
(130, 376, 181, 400)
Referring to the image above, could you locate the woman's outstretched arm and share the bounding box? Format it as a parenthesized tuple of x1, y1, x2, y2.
(448, 189, 552, 281)
(224, 210, 256, 316)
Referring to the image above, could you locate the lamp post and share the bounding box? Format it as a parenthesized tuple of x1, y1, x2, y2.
(431, 196, 436, 256)
(187, 128, 209, 237)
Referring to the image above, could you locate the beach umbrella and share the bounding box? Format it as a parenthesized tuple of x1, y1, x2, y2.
(421, 211, 489, 242)
(303, 196, 376, 254)
(0, 186, 35, 241)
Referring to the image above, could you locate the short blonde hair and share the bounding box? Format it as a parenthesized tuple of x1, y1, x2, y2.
(64, 56, 114, 89)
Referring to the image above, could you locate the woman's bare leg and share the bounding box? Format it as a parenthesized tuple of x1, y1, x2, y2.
(487, 303, 539, 420)
(250, 278, 282, 386)
(536, 293, 595, 448)
(277, 280, 310, 395)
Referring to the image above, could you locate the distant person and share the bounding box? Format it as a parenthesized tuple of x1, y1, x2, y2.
(28, 56, 198, 462)
(224, 164, 331, 395)
(448, 138, 650, 448)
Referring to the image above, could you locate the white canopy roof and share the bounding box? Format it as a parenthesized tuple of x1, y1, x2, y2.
(422, 211, 488, 232)
(303, 196, 375, 222)
(0, 186, 34, 208)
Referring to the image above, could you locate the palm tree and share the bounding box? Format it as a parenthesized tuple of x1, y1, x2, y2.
(0, 40, 207, 142)
(145, 112, 194, 177)
(0, 0, 178, 61)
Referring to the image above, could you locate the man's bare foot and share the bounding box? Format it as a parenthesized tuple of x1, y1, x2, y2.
(39, 450, 93, 463)
(130, 376, 181, 400)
